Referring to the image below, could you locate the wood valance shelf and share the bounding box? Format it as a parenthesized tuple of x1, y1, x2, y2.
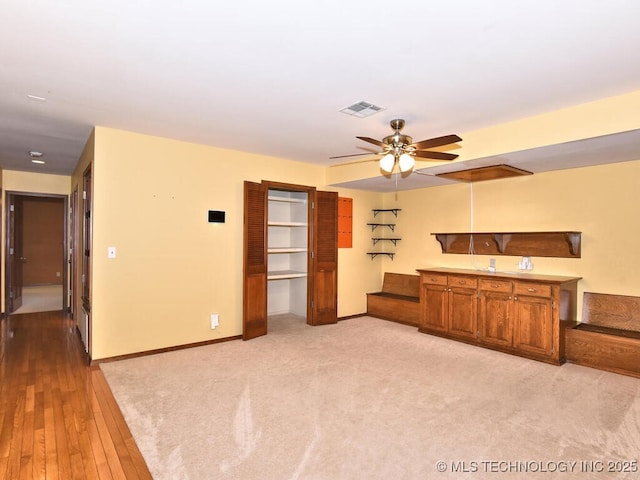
(432, 231, 581, 258)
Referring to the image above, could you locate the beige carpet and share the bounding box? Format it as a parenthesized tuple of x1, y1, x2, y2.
(101, 316, 640, 479)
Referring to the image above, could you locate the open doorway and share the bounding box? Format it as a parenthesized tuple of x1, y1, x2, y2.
(5, 192, 68, 315)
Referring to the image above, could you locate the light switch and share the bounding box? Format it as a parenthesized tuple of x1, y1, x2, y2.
(108, 246, 117, 259)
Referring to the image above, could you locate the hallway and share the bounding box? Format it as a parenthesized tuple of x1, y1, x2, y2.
(0, 311, 151, 479)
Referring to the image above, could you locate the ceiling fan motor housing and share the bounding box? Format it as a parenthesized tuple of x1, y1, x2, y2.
(383, 133, 413, 150)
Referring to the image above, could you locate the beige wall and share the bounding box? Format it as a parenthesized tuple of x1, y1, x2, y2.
(378, 159, 640, 320)
(8, 91, 640, 358)
(85, 127, 380, 359)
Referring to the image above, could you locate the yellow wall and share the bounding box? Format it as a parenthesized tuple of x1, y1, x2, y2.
(1, 170, 71, 312)
(378, 159, 640, 320)
(8, 90, 640, 358)
(85, 127, 379, 359)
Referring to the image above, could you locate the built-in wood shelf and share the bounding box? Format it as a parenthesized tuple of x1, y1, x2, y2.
(267, 247, 307, 253)
(432, 231, 582, 258)
(268, 221, 308, 227)
(267, 270, 307, 280)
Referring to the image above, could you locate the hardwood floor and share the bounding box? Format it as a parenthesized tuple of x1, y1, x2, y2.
(0, 311, 151, 479)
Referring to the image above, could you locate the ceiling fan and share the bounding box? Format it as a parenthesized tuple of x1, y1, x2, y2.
(331, 119, 462, 174)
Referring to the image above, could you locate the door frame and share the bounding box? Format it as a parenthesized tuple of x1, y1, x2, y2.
(263, 180, 317, 325)
(4, 191, 69, 314)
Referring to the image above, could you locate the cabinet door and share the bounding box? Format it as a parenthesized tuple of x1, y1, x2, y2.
(479, 290, 513, 347)
(513, 295, 553, 356)
(421, 284, 448, 332)
(243, 181, 268, 340)
(448, 287, 477, 339)
(311, 190, 338, 325)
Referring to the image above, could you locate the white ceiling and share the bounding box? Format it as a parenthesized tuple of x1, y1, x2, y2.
(1, 0, 640, 185)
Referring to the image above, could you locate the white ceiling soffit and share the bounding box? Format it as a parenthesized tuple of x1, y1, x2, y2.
(330, 129, 640, 192)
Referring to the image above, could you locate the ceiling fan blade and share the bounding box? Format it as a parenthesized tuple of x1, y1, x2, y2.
(412, 134, 462, 150)
(356, 136, 386, 148)
(329, 152, 378, 160)
(413, 150, 459, 161)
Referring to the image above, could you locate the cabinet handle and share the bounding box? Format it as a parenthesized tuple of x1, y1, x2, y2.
(527, 288, 536, 292)
(459, 280, 466, 285)
(448, 288, 452, 292)
(508, 296, 512, 300)
(514, 296, 518, 301)
(443, 287, 447, 292)
(491, 284, 499, 288)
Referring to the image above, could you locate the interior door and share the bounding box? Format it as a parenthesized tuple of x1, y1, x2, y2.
(243, 181, 268, 340)
(7, 196, 24, 312)
(70, 187, 78, 319)
(311, 190, 338, 325)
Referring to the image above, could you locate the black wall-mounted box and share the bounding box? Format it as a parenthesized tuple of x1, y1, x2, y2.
(208, 210, 226, 223)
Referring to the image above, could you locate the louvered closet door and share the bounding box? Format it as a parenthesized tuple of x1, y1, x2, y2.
(312, 190, 338, 325)
(243, 181, 268, 339)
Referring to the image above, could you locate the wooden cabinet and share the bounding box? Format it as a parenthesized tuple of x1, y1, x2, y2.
(420, 273, 478, 339)
(447, 276, 478, 339)
(243, 181, 338, 340)
(421, 275, 448, 332)
(418, 268, 580, 364)
(478, 279, 513, 348)
(512, 285, 554, 357)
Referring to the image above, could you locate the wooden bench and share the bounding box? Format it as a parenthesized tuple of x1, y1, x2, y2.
(367, 273, 420, 327)
(565, 292, 640, 378)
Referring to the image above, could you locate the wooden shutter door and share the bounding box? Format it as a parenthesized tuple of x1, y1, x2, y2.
(312, 190, 338, 325)
(243, 181, 268, 339)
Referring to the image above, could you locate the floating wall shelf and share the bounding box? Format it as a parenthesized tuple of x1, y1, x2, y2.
(432, 231, 582, 258)
(372, 238, 401, 246)
(373, 208, 402, 218)
(367, 209, 402, 260)
(366, 252, 396, 260)
(367, 223, 396, 232)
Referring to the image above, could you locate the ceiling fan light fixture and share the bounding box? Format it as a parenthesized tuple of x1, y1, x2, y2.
(398, 153, 415, 172)
(380, 153, 395, 173)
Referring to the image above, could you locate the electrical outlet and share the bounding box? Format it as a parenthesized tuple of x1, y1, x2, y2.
(210, 313, 219, 329)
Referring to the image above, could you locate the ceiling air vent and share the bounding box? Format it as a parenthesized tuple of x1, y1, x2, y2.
(339, 101, 385, 118)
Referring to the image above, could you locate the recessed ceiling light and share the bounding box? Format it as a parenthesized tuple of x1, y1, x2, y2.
(31, 159, 46, 165)
(27, 94, 47, 102)
(29, 151, 44, 158)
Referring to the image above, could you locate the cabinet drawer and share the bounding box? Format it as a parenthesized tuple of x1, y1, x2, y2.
(448, 276, 478, 289)
(479, 279, 512, 293)
(421, 273, 447, 286)
(514, 282, 551, 297)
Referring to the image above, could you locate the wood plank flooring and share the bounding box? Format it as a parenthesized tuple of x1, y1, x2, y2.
(0, 311, 151, 479)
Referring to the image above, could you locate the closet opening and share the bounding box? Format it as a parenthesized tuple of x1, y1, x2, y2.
(243, 180, 337, 341)
(267, 188, 310, 324)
